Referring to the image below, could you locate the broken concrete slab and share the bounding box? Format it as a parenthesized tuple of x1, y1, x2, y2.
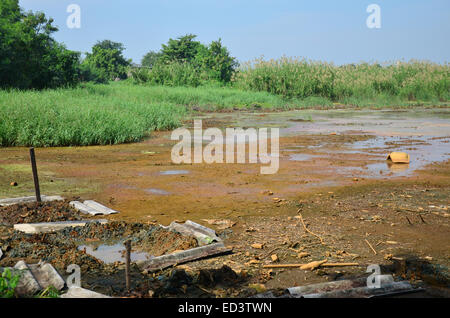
(287, 278, 366, 297)
(0, 195, 64, 207)
(137, 242, 232, 272)
(83, 200, 119, 215)
(60, 286, 111, 298)
(69, 201, 102, 216)
(164, 220, 221, 246)
(302, 281, 414, 298)
(13, 261, 42, 296)
(29, 262, 65, 290)
(13, 219, 108, 234)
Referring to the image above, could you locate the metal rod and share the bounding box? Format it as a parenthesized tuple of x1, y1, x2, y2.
(125, 240, 131, 291)
(29, 147, 41, 202)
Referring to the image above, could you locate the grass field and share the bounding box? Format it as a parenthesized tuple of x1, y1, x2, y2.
(1, 59, 449, 147)
(234, 58, 449, 103)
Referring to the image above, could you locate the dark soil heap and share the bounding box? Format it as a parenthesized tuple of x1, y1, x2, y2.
(0, 201, 82, 226)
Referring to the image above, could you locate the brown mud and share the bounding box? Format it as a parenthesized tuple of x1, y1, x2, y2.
(0, 108, 449, 297)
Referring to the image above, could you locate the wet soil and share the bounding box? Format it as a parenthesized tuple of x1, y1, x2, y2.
(0, 108, 449, 297)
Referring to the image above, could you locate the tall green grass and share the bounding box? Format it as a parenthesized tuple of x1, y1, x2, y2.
(233, 58, 450, 102)
(0, 84, 185, 147)
(1, 82, 327, 147)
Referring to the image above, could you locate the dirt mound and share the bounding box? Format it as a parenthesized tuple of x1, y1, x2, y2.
(0, 201, 82, 226)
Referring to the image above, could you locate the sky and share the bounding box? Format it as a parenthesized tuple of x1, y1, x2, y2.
(19, 0, 450, 65)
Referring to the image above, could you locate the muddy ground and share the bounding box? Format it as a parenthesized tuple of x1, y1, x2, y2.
(0, 109, 449, 297)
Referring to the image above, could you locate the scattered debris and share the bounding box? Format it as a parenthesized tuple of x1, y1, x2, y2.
(300, 259, 328, 270)
(297, 211, 324, 244)
(365, 239, 377, 255)
(387, 152, 410, 164)
(201, 219, 236, 230)
(251, 243, 263, 249)
(263, 262, 359, 269)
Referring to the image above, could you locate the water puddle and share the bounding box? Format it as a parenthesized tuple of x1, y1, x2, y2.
(78, 243, 152, 264)
(159, 170, 190, 175)
(289, 154, 318, 161)
(145, 188, 170, 195)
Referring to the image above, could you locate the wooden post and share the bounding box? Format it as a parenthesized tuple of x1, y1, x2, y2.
(125, 240, 131, 292)
(29, 147, 41, 202)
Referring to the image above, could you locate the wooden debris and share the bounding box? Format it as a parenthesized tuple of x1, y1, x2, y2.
(365, 239, 377, 255)
(263, 262, 359, 269)
(297, 211, 324, 244)
(300, 259, 328, 270)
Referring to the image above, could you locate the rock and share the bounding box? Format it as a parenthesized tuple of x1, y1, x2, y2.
(297, 252, 310, 258)
(10, 182, 18, 186)
(0, 248, 2, 260)
(251, 243, 263, 249)
(271, 254, 278, 262)
(13, 261, 42, 296)
(28, 262, 65, 290)
(249, 283, 266, 293)
(61, 286, 111, 298)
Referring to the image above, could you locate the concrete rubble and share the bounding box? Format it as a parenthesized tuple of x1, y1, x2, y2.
(60, 286, 111, 298)
(137, 242, 232, 273)
(163, 220, 222, 246)
(13, 219, 108, 234)
(70, 200, 119, 216)
(0, 195, 64, 207)
(254, 275, 420, 298)
(28, 261, 65, 290)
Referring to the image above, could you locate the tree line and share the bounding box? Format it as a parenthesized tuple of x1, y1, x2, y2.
(0, 0, 237, 89)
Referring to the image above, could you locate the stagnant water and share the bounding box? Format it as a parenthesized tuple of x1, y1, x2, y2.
(196, 108, 450, 178)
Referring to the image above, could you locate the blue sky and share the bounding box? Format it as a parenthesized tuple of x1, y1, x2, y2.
(19, 0, 450, 65)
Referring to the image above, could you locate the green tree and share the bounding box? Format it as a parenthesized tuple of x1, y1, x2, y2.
(0, 0, 80, 89)
(83, 40, 131, 81)
(160, 34, 202, 64)
(141, 50, 162, 68)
